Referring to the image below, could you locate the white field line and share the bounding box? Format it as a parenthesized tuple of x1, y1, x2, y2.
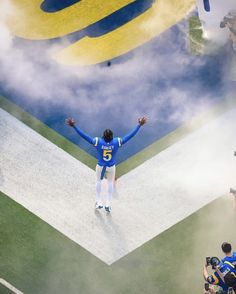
(0, 278, 24, 294)
(1, 108, 236, 264)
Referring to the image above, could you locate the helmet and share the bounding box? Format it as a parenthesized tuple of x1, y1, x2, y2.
(103, 129, 113, 143)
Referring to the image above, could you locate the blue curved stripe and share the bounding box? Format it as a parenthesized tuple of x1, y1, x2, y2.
(0, 37, 229, 163)
(41, 0, 81, 13)
(59, 0, 154, 45)
(19, 0, 155, 51)
(203, 0, 210, 12)
(86, 0, 154, 37)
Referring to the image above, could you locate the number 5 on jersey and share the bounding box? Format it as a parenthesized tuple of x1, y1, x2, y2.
(103, 150, 112, 161)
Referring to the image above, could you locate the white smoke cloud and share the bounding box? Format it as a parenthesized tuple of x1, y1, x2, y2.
(0, 0, 233, 131)
(196, 0, 236, 45)
(0, 3, 236, 292)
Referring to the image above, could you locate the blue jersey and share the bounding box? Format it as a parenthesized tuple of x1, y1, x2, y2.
(207, 262, 236, 292)
(73, 124, 141, 167)
(222, 252, 236, 268)
(92, 137, 121, 167)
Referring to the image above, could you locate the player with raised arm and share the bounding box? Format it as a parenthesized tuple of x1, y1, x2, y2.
(66, 116, 147, 212)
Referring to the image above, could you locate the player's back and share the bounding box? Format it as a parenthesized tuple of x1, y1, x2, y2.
(222, 252, 236, 268)
(94, 137, 122, 167)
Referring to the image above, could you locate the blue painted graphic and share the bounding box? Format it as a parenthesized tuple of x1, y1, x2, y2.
(0, 2, 235, 165)
(203, 0, 210, 12)
(41, 0, 81, 12)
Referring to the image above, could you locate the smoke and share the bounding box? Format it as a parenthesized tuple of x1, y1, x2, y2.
(1, 2, 236, 293)
(173, 195, 236, 294)
(196, 0, 236, 45)
(0, 1, 232, 121)
(0, 0, 235, 164)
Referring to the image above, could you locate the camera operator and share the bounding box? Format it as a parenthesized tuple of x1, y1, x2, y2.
(230, 188, 236, 197)
(203, 257, 235, 293)
(220, 11, 236, 51)
(203, 284, 226, 294)
(221, 243, 236, 267)
(225, 273, 236, 293)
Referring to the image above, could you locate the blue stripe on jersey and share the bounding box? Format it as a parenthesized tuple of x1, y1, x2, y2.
(222, 252, 236, 268)
(100, 166, 107, 180)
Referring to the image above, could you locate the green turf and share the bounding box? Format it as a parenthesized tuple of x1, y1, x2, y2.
(1, 95, 236, 293)
(1, 95, 236, 179)
(116, 97, 236, 177)
(0, 190, 235, 294)
(0, 284, 15, 294)
(0, 95, 97, 171)
(188, 15, 204, 55)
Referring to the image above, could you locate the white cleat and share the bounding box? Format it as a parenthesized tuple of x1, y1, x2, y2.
(230, 188, 236, 197)
(105, 206, 112, 213)
(95, 203, 103, 209)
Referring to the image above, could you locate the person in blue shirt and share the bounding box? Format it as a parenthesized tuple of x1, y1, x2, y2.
(221, 242, 236, 268)
(224, 272, 236, 293)
(66, 116, 147, 212)
(203, 259, 236, 293)
(229, 188, 236, 210)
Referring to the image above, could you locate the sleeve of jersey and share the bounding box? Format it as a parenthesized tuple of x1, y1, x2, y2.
(121, 125, 141, 145)
(207, 274, 218, 285)
(72, 126, 94, 145)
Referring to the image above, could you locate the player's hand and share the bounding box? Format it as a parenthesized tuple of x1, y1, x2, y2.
(65, 118, 76, 127)
(138, 117, 147, 126)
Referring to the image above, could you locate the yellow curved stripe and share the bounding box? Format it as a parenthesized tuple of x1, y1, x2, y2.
(55, 0, 195, 65)
(8, 0, 135, 39)
(212, 274, 219, 285)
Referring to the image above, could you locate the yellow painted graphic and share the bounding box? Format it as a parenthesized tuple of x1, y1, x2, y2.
(55, 0, 195, 65)
(8, 0, 135, 39)
(8, 0, 195, 65)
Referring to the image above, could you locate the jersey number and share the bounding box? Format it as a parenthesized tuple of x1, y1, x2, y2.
(103, 150, 112, 161)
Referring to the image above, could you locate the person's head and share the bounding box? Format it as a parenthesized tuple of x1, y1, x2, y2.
(103, 129, 113, 143)
(221, 242, 232, 254)
(224, 272, 236, 292)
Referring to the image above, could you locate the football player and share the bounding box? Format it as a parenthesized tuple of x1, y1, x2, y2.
(221, 243, 236, 268)
(203, 259, 236, 293)
(66, 116, 147, 212)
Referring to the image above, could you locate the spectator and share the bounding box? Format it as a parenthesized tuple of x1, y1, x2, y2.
(203, 284, 226, 294)
(203, 259, 235, 293)
(224, 273, 236, 293)
(229, 189, 236, 210)
(221, 243, 236, 267)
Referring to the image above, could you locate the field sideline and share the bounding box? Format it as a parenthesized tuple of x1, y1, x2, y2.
(1, 95, 236, 293)
(1, 0, 236, 293)
(0, 190, 235, 294)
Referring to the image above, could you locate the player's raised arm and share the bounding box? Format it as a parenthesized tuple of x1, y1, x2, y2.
(65, 117, 94, 145)
(121, 116, 147, 145)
